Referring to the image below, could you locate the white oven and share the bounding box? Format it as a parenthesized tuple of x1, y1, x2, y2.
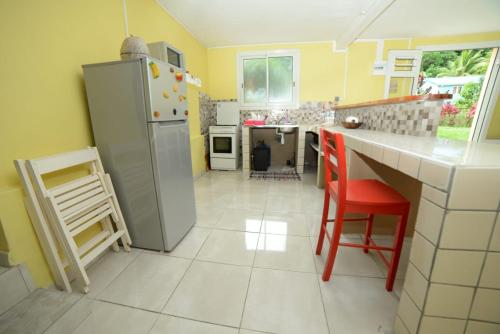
(209, 126, 239, 170)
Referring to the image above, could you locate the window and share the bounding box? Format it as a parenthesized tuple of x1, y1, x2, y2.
(238, 50, 299, 108)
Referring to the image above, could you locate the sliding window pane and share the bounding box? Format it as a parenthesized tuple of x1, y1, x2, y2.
(243, 58, 267, 104)
(268, 56, 293, 104)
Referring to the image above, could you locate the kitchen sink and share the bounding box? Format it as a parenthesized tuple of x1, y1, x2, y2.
(276, 124, 297, 134)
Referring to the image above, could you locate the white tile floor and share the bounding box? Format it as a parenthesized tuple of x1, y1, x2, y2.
(38, 170, 410, 334)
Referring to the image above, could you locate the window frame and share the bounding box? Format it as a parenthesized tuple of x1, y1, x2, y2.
(237, 50, 300, 109)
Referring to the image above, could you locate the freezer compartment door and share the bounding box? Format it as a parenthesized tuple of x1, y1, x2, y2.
(148, 121, 196, 250)
(142, 57, 188, 122)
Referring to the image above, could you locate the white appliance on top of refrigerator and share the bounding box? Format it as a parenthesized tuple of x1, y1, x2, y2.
(210, 102, 240, 170)
(82, 54, 196, 251)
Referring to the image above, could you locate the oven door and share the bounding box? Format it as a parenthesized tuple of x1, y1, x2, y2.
(210, 133, 236, 158)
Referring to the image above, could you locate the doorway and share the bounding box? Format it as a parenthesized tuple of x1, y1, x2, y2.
(416, 47, 497, 141)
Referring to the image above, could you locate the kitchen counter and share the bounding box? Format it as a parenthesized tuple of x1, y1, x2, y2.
(307, 124, 500, 334)
(334, 93, 452, 110)
(243, 124, 299, 128)
(316, 126, 500, 168)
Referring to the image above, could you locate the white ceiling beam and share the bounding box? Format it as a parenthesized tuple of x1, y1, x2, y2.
(335, 0, 396, 51)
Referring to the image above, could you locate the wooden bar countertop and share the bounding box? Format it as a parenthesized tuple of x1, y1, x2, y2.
(335, 94, 452, 110)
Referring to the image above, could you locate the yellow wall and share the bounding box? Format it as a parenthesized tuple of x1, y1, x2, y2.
(207, 32, 500, 119)
(125, 0, 208, 175)
(207, 39, 417, 105)
(0, 0, 208, 287)
(208, 42, 345, 101)
(487, 94, 500, 139)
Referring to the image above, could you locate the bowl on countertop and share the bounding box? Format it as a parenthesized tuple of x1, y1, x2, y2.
(341, 121, 363, 129)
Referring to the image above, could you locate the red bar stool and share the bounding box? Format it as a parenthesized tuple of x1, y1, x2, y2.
(316, 129, 410, 291)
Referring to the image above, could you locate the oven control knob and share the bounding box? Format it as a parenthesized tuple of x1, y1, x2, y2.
(173, 108, 177, 115)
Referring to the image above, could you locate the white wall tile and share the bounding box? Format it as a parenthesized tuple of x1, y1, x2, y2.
(398, 153, 420, 178)
(383, 147, 400, 169)
(424, 284, 474, 318)
(409, 232, 435, 279)
(479, 252, 500, 289)
(394, 316, 410, 334)
(397, 291, 421, 334)
(421, 184, 448, 208)
(415, 198, 445, 245)
(403, 263, 428, 310)
(448, 167, 500, 210)
(418, 160, 452, 191)
(440, 211, 496, 250)
(419, 316, 466, 334)
(347, 137, 363, 152)
(361, 141, 371, 156)
(490, 215, 500, 252)
(470, 288, 500, 323)
(431, 250, 484, 286)
(370, 144, 384, 162)
(466, 321, 500, 334)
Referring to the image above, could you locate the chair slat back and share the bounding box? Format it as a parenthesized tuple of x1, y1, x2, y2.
(321, 129, 347, 204)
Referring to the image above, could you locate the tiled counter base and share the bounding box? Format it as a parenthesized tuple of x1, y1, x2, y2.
(318, 127, 500, 334)
(394, 167, 500, 334)
(242, 126, 250, 178)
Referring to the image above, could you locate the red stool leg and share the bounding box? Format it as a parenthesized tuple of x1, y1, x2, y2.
(386, 210, 409, 291)
(316, 189, 331, 255)
(363, 214, 374, 254)
(322, 214, 343, 281)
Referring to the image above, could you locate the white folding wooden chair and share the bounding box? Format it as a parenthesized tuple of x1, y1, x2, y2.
(17, 147, 131, 293)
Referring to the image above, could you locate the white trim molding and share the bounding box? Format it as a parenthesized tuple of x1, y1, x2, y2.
(335, 0, 396, 50)
(416, 40, 500, 52)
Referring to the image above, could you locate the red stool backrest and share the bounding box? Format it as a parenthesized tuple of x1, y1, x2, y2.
(321, 129, 347, 206)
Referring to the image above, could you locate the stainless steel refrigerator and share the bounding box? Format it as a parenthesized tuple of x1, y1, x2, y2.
(82, 57, 196, 251)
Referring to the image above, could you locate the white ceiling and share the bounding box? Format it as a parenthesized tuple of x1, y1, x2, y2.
(157, 0, 500, 48)
(361, 0, 500, 39)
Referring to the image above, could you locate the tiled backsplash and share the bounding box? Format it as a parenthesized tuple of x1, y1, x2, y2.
(239, 101, 335, 125)
(198, 94, 445, 141)
(199, 92, 217, 136)
(198, 93, 334, 133)
(334, 100, 444, 137)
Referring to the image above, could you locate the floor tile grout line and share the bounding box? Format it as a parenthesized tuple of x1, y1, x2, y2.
(40, 249, 144, 333)
(237, 217, 261, 331)
(308, 230, 333, 334)
(22, 290, 82, 334)
(157, 227, 215, 313)
(62, 305, 94, 334)
(93, 294, 251, 331)
(91, 247, 144, 300)
(153, 312, 243, 332)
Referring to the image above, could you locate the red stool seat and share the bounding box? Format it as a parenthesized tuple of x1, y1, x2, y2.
(316, 130, 410, 291)
(330, 179, 409, 208)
